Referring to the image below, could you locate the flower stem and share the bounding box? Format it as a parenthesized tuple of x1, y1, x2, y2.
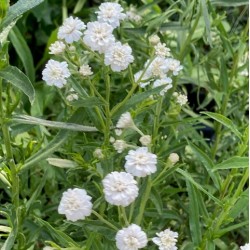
(92, 210, 118, 231)
(135, 176, 152, 225)
(120, 206, 129, 226)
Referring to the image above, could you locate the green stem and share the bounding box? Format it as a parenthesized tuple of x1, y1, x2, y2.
(120, 206, 129, 226)
(128, 201, 135, 223)
(135, 176, 152, 225)
(0, 78, 20, 242)
(152, 97, 163, 146)
(104, 66, 111, 145)
(92, 210, 118, 231)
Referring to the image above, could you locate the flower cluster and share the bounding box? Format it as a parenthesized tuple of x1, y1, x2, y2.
(135, 35, 183, 96)
(42, 2, 135, 87)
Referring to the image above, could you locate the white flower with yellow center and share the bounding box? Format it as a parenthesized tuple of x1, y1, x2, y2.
(125, 147, 157, 177)
(58, 16, 86, 44)
(42, 59, 70, 88)
(116, 224, 148, 250)
(83, 21, 115, 53)
(104, 42, 134, 72)
(102, 172, 138, 207)
(152, 228, 178, 250)
(58, 188, 92, 222)
(96, 2, 126, 28)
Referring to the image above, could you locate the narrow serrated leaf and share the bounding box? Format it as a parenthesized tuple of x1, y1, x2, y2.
(201, 111, 242, 139)
(0, 65, 35, 103)
(9, 26, 35, 82)
(0, 0, 44, 30)
(187, 181, 202, 247)
(213, 156, 249, 171)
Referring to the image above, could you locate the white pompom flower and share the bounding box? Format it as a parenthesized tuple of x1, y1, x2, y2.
(168, 153, 179, 165)
(104, 42, 134, 72)
(116, 224, 148, 250)
(240, 243, 250, 250)
(176, 93, 188, 106)
(96, 2, 126, 29)
(58, 16, 86, 44)
(113, 140, 127, 153)
(153, 77, 173, 96)
(102, 171, 138, 207)
(116, 112, 135, 129)
(149, 34, 160, 45)
(83, 21, 115, 53)
(49, 41, 66, 55)
(124, 147, 157, 177)
(139, 135, 152, 146)
(165, 58, 183, 76)
(154, 43, 171, 58)
(152, 228, 178, 250)
(58, 188, 93, 222)
(79, 64, 93, 77)
(42, 59, 70, 88)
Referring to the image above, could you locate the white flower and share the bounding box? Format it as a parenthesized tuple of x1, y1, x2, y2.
(93, 148, 104, 159)
(149, 34, 160, 45)
(102, 171, 138, 206)
(152, 228, 178, 250)
(154, 43, 171, 58)
(113, 140, 127, 153)
(96, 2, 126, 29)
(115, 128, 123, 136)
(42, 59, 70, 88)
(116, 224, 148, 250)
(240, 243, 250, 250)
(110, 136, 116, 143)
(124, 147, 157, 177)
(66, 93, 78, 101)
(58, 16, 86, 44)
(165, 58, 183, 76)
(168, 153, 179, 165)
(153, 78, 173, 96)
(43, 247, 56, 250)
(134, 70, 151, 88)
(79, 64, 93, 77)
(83, 21, 115, 53)
(104, 42, 134, 72)
(139, 135, 151, 146)
(148, 57, 168, 78)
(58, 188, 92, 222)
(49, 41, 66, 55)
(176, 93, 188, 106)
(126, 6, 142, 23)
(116, 112, 135, 129)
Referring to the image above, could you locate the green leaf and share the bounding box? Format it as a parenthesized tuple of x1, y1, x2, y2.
(0, 0, 45, 30)
(201, 0, 212, 47)
(47, 158, 78, 168)
(176, 168, 223, 206)
(0, 0, 9, 22)
(219, 56, 228, 92)
(186, 181, 202, 247)
(210, 0, 249, 6)
(213, 156, 249, 171)
(1, 229, 16, 250)
(11, 114, 98, 132)
(9, 26, 35, 82)
(73, 0, 87, 14)
(189, 143, 221, 189)
(0, 65, 35, 103)
(215, 221, 249, 237)
(34, 217, 79, 247)
(201, 111, 242, 139)
(111, 85, 166, 118)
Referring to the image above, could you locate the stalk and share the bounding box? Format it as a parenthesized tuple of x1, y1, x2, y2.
(0, 78, 20, 241)
(92, 210, 118, 231)
(135, 176, 152, 225)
